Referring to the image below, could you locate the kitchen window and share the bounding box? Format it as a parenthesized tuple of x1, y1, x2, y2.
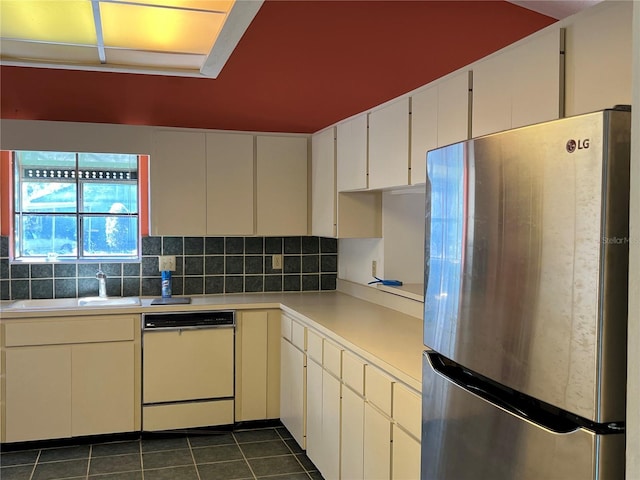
(11, 150, 142, 262)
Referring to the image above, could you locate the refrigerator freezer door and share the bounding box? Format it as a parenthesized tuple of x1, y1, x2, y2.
(421, 352, 624, 480)
(423, 109, 630, 423)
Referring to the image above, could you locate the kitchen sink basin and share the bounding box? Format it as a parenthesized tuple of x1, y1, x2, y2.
(5, 296, 141, 310)
(5, 298, 80, 310)
(77, 296, 141, 307)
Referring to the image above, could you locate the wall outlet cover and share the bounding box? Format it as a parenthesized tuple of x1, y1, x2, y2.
(159, 255, 176, 271)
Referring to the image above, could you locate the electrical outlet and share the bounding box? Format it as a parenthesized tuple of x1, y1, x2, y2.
(272, 254, 283, 270)
(372, 260, 377, 277)
(159, 255, 176, 271)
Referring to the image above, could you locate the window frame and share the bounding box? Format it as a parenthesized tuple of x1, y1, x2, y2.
(10, 150, 144, 263)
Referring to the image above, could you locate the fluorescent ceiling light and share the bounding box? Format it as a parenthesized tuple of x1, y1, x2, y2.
(0, 0, 263, 77)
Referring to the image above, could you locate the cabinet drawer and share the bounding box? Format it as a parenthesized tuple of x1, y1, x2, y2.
(281, 315, 292, 341)
(291, 320, 306, 351)
(307, 329, 323, 363)
(342, 351, 366, 395)
(393, 383, 422, 439)
(143, 399, 233, 431)
(365, 366, 393, 416)
(323, 340, 342, 378)
(4, 315, 136, 347)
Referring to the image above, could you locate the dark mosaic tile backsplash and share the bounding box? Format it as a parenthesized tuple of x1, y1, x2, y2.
(0, 236, 338, 301)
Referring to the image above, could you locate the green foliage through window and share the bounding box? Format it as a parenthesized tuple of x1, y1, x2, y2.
(13, 151, 140, 261)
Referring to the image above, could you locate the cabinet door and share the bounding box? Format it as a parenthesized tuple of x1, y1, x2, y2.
(206, 132, 254, 235)
(311, 128, 336, 238)
(236, 311, 268, 421)
(337, 113, 368, 192)
(5, 346, 72, 442)
(72, 342, 136, 436)
(437, 71, 470, 148)
(341, 386, 365, 479)
(472, 29, 562, 137)
(364, 403, 392, 480)
(256, 136, 308, 236)
(564, 1, 632, 116)
(410, 84, 438, 186)
(391, 425, 421, 480)
(280, 338, 306, 449)
(321, 371, 341, 480)
(150, 130, 207, 235)
(368, 98, 410, 189)
(411, 71, 469, 185)
(306, 358, 323, 470)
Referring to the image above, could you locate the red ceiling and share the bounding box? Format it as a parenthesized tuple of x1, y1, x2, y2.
(0, 1, 556, 134)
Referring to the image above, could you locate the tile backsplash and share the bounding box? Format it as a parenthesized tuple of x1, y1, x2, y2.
(0, 236, 338, 301)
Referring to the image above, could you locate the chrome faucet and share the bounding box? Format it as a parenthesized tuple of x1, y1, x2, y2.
(96, 270, 107, 298)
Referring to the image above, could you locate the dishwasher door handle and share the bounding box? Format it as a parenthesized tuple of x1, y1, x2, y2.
(143, 325, 235, 332)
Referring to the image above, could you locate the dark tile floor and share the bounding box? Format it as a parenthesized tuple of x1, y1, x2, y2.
(0, 424, 323, 480)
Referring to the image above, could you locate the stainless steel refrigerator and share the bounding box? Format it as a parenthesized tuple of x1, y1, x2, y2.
(422, 107, 630, 479)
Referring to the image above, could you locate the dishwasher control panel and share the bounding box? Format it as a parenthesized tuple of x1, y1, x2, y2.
(143, 310, 235, 329)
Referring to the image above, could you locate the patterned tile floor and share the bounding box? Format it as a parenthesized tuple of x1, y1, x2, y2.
(0, 424, 323, 480)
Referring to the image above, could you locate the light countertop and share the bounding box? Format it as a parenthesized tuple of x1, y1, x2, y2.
(0, 291, 424, 391)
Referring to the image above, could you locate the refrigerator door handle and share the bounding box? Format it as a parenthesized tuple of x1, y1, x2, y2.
(426, 352, 621, 435)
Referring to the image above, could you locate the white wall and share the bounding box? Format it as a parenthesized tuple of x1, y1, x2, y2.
(382, 190, 425, 284)
(627, 2, 639, 478)
(338, 237, 384, 285)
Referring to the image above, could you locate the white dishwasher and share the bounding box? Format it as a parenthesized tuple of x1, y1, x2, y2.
(142, 310, 235, 431)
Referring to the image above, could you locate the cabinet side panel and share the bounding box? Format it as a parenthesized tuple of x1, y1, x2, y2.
(311, 128, 336, 238)
(266, 310, 282, 419)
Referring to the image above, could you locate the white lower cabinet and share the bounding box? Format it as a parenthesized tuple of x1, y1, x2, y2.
(5, 346, 72, 442)
(364, 403, 392, 480)
(1, 315, 140, 443)
(341, 385, 365, 479)
(306, 348, 341, 479)
(280, 322, 421, 480)
(280, 336, 306, 449)
(322, 371, 341, 480)
(235, 310, 281, 421)
(306, 358, 323, 467)
(392, 425, 421, 480)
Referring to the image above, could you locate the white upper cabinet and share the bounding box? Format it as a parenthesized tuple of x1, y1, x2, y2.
(256, 135, 308, 236)
(152, 130, 308, 237)
(368, 98, 410, 189)
(311, 128, 336, 238)
(563, 1, 632, 116)
(206, 132, 254, 236)
(411, 70, 470, 185)
(472, 28, 562, 137)
(337, 113, 368, 192)
(312, 127, 382, 239)
(151, 129, 207, 236)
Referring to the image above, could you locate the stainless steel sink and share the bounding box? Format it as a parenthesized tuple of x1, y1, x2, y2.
(5, 298, 80, 310)
(77, 296, 141, 307)
(5, 297, 141, 310)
